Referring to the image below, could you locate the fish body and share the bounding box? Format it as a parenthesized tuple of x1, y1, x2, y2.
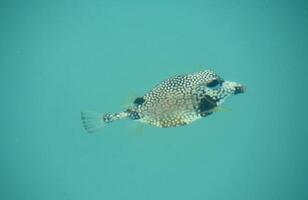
(81, 70, 245, 132)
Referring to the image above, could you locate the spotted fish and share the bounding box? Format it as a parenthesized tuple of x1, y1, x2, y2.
(81, 70, 245, 132)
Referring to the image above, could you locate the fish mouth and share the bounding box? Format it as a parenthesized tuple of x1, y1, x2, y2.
(234, 85, 245, 95)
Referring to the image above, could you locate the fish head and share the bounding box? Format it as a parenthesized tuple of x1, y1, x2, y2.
(197, 70, 245, 106)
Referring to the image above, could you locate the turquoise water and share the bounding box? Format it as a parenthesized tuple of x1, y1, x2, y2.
(1, 1, 308, 199)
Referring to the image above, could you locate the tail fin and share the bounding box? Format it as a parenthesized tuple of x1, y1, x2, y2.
(81, 111, 105, 133)
(81, 110, 130, 133)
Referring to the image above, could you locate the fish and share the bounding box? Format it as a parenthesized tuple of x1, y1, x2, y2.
(81, 69, 245, 133)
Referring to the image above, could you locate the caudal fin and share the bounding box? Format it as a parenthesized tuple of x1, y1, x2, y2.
(81, 111, 105, 133)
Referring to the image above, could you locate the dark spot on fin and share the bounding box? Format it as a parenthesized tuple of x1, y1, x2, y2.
(198, 95, 217, 117)
(133, 97, 145, 105)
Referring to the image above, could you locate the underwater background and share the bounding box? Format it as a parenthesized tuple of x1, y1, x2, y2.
(1, 0, 308, 200)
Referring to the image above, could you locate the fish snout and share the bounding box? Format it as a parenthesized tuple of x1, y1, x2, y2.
(234, 85, 245, 95)
(222, 81, 246, 95)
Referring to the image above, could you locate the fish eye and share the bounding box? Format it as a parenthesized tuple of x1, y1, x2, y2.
(206, 79, 220, 88)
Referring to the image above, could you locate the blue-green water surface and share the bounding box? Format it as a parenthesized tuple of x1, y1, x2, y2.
(1, 1, 308, 200)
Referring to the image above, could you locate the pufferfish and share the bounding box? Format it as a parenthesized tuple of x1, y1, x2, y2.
(81, 70, 245, 133)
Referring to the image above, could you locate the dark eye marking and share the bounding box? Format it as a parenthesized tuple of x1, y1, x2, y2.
(206, 79, 220, 88)
(133, 97, 145, 105)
